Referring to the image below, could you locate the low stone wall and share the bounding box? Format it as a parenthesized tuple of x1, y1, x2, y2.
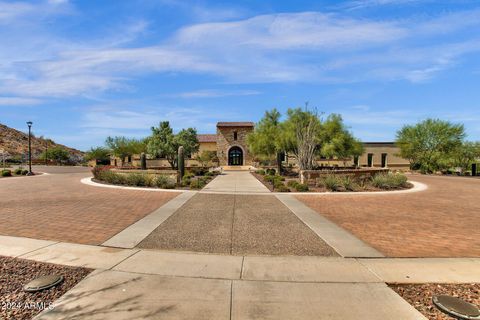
(299, 168, 390, 185)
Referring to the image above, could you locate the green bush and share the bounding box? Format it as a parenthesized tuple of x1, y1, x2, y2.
(100, 171, 126, 185)
(275, 184, 290, 192)
(204, 171, 214, 177)
(323, 175, 342, 191)
(371, 173, 408, 190)
(181, 175, 192, 187)
(341, 176, 358, 191)
(191, 167, 208, 176)
(287, 180, 299, 188)
(1, 170, 12, 177)
(21, 170, 29, 175)
(294, 183, 309, 192)
(154, 175, 176, 189)
(184, 172, 195, 179)
(14, 168, 22, 175)
(124, 173, 149, 186)
(266, 168, 276, 175)
(255, 169, 266, 175)
(190, 177, 206, 189)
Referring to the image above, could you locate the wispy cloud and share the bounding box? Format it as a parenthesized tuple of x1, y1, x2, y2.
(2, 2, 480, 100)
(0, 97, 43, 106)
(169, 89, 261, 98)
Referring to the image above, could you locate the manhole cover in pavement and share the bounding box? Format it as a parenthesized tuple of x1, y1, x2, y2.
(433, 295, 480, 319)
(24, 275, 64, 292)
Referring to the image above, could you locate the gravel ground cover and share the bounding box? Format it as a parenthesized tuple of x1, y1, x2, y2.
(0, 255, 92, 320)
(138, 193, 338, 256)
(390, 283, 480, 320)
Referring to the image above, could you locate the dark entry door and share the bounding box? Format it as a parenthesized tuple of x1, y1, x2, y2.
(228, 147, 243, 166)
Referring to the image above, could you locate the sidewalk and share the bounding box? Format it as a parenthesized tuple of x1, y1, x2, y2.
(2, 235, 479, 319)
(201, 171, 270, 193)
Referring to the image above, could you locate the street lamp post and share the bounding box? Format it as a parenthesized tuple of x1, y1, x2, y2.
(26, 121, 33, 175)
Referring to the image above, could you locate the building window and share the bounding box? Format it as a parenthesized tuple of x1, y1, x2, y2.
(381, 153, 387, 168)
(233, 131, 238, 141)
(354, 156, 359, 167)
(367, 153, 373, 167)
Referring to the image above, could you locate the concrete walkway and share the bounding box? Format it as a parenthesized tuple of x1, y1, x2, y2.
(201, 171, 270, 193)
(2, 235, 480, 319)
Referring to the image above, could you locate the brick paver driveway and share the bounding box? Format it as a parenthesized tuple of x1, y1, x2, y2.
(0, 166, 178, 244)
(297, 175, 480, 257)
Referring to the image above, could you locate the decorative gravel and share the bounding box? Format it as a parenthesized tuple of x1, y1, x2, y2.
(0, 256, 92, 320)
(389, 283, 480, 320)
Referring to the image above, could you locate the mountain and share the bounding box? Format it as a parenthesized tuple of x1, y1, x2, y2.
(0, 123, 84, 160)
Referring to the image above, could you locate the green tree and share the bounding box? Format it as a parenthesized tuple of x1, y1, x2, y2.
(105, 136, 144, 166)
(452, 141, 480, 173)
(278, 108, 323, 170)
(247, 108, 284, 173)
(147, 121, 199, 169)
(40, 146, 70, 164)
(84, 147, 110, 162)
(320, 114, 364, 166)
(196, 150, 218, 168)
(396, 119, 465, 173)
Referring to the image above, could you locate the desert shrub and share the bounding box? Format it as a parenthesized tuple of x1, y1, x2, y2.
(1, 170, 12, 177)
(14, 168, 22, 175)
(341, 176, 358, 191)
(154, 175, 176, 189)
(294, 183, 309, 192)
(190, 177, 206, 189)
(287, 180, 299, 188)
(100, 171, 126, 185)
(266, 168, 276, 175)
(204, 171, 214, 177)
(183, 172, 195, 179)
(323, 175, 342, 191)
(371, 173, 408, 190)
(275, 184, 290, 192)
(125, 173, 148, 186)
(255, 169, 266, 175)
(181, 175, 192, 186)
(21, 169, 29, 175)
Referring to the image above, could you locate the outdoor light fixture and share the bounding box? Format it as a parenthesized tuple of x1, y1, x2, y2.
(26, 121, 33, 175)
(432, 295, 480, 319)
(23, 275, 64, 292)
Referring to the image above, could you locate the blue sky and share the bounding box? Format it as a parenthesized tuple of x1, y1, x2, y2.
(0, 0, 479, 151)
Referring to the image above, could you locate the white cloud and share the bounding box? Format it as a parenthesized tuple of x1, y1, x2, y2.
(169, 89, 261, 98)
(0, 97, 43, 106)
(2, 5, 480, 100)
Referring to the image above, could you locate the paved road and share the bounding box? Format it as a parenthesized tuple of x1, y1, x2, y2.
(0, 166, 177, 244)
(297, 174, 480, 257)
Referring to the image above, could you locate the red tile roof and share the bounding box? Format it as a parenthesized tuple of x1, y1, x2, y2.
(216, 122, 254, 127)
(197, 134, 217, 143)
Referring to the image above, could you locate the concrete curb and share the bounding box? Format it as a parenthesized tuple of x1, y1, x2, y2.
(81, 176, 428, 196)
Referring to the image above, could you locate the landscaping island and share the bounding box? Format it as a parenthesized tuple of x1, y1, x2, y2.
(92, 166, 219, 190)
(252, 168, 412, 192)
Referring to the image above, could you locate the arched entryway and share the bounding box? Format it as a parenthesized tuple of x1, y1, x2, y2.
(228, 146, 243, 166)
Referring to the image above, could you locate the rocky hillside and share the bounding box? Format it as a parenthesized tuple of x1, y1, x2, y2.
(0, 123, 84, 160)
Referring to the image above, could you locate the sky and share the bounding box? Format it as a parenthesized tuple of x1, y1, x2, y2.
(0, 0, 479, 151)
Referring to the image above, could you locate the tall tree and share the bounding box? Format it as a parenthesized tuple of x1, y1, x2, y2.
(105, 136, 144, 166)
(39, 146, 70, 164)
(396, 119, 465, 173)
(320, 114, 364, 166)
(84, 147, 110, 162)
(247, 108, 283, 173)
(452, 141, 480, 173)
(147, 121, 199, 169)
(279, 108, 323, 170)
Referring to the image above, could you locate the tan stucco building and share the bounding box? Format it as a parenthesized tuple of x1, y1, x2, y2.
(112, 121, 410, 169)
